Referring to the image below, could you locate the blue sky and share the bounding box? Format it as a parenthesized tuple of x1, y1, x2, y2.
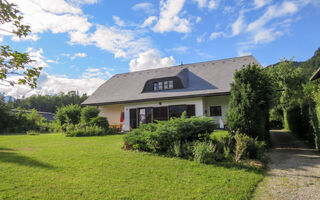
(1, 0, 320, 98)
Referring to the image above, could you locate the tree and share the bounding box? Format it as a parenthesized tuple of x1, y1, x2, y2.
(81, 106, 99, 123)
(0, 0, 42, 88)
(226, 63, 273, 141)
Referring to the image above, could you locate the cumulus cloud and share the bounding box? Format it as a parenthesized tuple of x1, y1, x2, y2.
(142, 16, 158, 27)
(129, 49, 175, 72)
(152, 0, 191, 33)
(26, 48, 49, 68)
(0, 72, 105, 99)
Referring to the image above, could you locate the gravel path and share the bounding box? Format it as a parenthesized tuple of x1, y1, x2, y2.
(253, 130, 320, 200)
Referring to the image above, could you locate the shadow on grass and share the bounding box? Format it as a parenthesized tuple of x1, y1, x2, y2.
(0, 147, 55, 170)
(137, 150, 264, 174)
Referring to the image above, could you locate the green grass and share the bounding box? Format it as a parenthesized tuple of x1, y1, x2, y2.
(0, 134, 263, 200)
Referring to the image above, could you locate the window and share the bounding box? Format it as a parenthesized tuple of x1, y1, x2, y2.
(210, 106, 222, 116)
(164, 81, 169, 89)
(169, 80, 173, 89)
(139, 108, 152, 124)
(153, 107, 168, 121)
(153, 82, 159, 91)
(158, 82, 163, 90)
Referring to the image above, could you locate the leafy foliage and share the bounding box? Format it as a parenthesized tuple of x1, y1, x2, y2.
(0, 0, 41, 88)
(81, 106, 99, 123)
(55, 104, 81, 125)
(226, 63, 273, 141)
(123, 113, 216, 153)
(9, 91, 88, 113)
(65, 124, 109, 137)
(89, 116, 109, 131)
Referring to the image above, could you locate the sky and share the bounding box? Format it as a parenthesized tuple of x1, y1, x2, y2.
(1, 0, 320, 98)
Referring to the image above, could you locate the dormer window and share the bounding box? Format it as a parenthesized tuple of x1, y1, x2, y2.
(154, 82, 159, 91)
(164, 81, 168, 89)
(159, 82, 163, 90)
(169, 80, 173, 89)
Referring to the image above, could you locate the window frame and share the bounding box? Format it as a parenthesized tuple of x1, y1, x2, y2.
(210, 106, 222, 116)
(168, 80, 173, 89)
(153, 82, 159, 91)
(164, 81, 169, 90)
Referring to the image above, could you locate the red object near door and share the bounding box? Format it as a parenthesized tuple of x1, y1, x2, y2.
(120, 112, 124, 123)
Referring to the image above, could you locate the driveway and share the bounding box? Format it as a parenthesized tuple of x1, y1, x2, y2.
(253, 130, 320, 200)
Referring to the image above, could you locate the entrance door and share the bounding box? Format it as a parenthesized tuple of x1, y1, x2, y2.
(129, 109, 137, 129)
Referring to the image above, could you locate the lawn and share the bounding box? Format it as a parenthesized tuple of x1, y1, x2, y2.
(0, 134, 263, 200)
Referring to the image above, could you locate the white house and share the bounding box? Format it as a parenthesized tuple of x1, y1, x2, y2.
(82, 55, 260, 131)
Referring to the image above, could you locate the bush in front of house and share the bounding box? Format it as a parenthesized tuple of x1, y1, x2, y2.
(89, 116, 109, 131)
(123, 112, 216, 154)
(65, 124, 109, 137)
(210, 130, 234, 158)
(55, 104, 81, 125)
(81, 106, 100, 123)
(193, 141, 225, 164)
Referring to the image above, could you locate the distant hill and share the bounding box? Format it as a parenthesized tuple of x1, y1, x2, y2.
(267, 47, 320, 77)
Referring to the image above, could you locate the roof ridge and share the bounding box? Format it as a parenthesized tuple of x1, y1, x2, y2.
(114, 55, 254, 77)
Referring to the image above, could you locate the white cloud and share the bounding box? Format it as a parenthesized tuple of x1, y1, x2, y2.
(112, 16, 125, 27)
(11, 34, 40, 42)
(0, 72, 105, 99)
(82, 67, 113, 79)
(71, 52, 87, 60)
(253, 0, 271, 9)
(8, 0, 92, 42)
(247, 2, 298, 33)
(232, 14, 244, 36)
(195, 16, 202, 23)
(237, 50, 251, 57)
(209, 31, 224, 40)
(170, 46, 188, 53)
(142, 16, 158, 27)
(196, 32, 207, 43)
(152, 0, 191, 33)
(193, 0, 219, 10)
(129, 49, 175, 72)
(132, 2, 155, 14)
(26, 48, 48, 68)
(89, 25, 151, 58)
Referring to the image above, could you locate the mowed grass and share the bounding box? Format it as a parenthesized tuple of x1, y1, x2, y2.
(0, 134, 263, 200)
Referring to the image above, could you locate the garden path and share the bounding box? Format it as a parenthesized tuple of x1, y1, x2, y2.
(253, 130, 320, 200)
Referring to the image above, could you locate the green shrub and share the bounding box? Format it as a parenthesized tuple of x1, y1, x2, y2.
(171, 141, 194, 159)
(55, 104, 81, 125)
(81, 106, 100, 123)
(89, 116, 109, 131)
(210, 130, 233, 158)
(26, 130, 40, 135)
(226, 63, 273, 141)
(193, 141, 224, 164)
(66, 124, 108, 137)
(123, 113, 216, 154)
(234, 133, 266, 162)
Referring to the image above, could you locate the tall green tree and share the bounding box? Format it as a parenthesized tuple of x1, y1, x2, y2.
(0, 0, 41, 88)
(226, 63, 273, 141)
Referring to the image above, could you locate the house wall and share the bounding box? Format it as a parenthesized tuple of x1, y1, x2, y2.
(123, 97, 204, 131)
(203, 95, 230, 128)
(99, 104, 124, 126)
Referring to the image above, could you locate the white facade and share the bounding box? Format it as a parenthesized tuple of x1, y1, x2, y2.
(98, 95, 230, 131)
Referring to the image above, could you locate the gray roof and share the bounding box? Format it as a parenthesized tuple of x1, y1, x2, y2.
(310, 66, 320, 81)
(83, 55, 260, 105)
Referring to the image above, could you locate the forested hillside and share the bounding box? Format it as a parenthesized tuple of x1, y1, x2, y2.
(8, 91, 88, 113)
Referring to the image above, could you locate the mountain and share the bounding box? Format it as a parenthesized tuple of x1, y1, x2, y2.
(267, 47, 320, 77)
